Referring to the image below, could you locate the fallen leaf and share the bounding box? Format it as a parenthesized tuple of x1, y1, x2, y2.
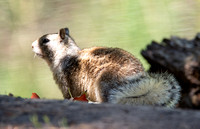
(73, 91, 88, 102)
(31, 93, 40, 99)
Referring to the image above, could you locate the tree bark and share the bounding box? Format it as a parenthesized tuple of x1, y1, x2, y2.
(1, 95, 200, 129)
(141, 33, 200, 109)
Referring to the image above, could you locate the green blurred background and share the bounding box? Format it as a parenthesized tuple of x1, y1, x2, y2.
(0, 0, 200, 99)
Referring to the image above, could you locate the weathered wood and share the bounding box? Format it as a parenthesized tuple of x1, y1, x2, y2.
(0, 95, 200, 129)
(141, 34, 200, 109)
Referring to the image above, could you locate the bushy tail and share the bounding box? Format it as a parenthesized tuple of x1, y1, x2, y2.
(108, 72, 181, 108)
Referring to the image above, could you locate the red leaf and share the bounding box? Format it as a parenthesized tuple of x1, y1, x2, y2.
(31, 93, 40, 99)
(73, 92, 88, 102)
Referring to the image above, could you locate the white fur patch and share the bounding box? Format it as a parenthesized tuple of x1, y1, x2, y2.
(32, 40, 42, 55)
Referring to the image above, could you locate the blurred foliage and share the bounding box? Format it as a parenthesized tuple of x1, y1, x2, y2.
(0, 0, 200, 99)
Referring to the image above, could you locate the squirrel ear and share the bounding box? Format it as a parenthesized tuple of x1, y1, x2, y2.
(59, 27, 69, 40)
(64, 28, 69, 36)
(59, 28, 66, 40)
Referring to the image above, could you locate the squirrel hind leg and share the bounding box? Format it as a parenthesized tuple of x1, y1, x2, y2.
(108, 72, 181, 108)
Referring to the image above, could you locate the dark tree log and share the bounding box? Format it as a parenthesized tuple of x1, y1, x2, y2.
(1, 95, 200, 129)
(141, 33, 200, 109)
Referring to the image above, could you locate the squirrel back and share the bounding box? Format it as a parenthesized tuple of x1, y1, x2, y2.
(32, 27, 181, 108)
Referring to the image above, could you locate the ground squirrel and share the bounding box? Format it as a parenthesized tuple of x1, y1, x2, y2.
(32, 27, 181, 107)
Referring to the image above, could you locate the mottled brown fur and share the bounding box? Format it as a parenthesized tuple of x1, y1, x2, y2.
(32, 28, 180, 107)
(53, 46, 144, 101)
(76, 47, 144, 101)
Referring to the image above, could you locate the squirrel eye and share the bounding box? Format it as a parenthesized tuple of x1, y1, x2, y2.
(42, 38, 49, 44)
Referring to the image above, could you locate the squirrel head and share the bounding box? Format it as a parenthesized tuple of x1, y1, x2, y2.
(32, 27, 80, 66)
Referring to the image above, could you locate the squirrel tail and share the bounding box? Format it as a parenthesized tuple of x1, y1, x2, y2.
(108, 72, 181, 108)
